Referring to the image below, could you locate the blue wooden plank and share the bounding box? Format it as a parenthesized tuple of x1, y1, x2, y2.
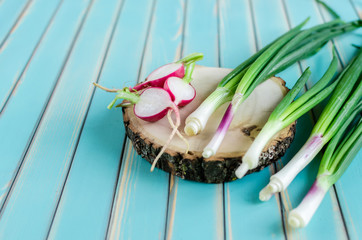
(0, 0, 61, 111)
(314, 0, 362, 238)
(317, 0, 362, 65)
(139, 0, 184, 80)
(164, 1, 225, 240)
(0, 0, 124, 238)
(106, 0, 184, 238)
(220, 1, 286, 239)
(167, 177, 224, 240)
(219, 0, 256, 69)
(226, 171, 286, 239)
(335, 150, 362, 239)
(0, 0, 92, 211)
(350, 0, 362, 18)
(46, 0, 154, 238)
(181, 0, 219, 67)
(0, 0, 30, 45)
(108, 143, 170, 240)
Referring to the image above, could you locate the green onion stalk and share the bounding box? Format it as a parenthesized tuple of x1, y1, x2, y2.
(185, 20, 355, 137)
(288, 104, 362, 228)
(236, 52, 338, 179)
(202, 17, 308, 159)
(183, 19, 362, 159)
(259, 48, 362, 201)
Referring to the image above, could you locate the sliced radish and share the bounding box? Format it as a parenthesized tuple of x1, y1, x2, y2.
(132, 63, 185, 91)
(94, 53, 204, 173)
(134, 87, 173, 122)
(164, 77, 196, 107)
(147, 63, 185, 81)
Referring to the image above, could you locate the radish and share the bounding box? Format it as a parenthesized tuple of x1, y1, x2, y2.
(161, 62, 198, 155)
(132, 53, 203, 91)
(93, 83, 176, 121)
(94, 54, 203, 172)
(159, 68, 197, 158)
(133, 87, 178, 121)
(163, 61, 197, 106)
(135, 63, 184, 90)
(149, 62, 199, 169)
(164, 76, 196, 106)
(93, 82, 188, 171)
(132, 63, 185, 91)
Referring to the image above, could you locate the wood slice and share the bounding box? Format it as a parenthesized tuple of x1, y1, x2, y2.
(122, 65, 296, 183)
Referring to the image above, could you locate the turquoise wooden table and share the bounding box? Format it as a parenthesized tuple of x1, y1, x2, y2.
(0, 0, 361, 239)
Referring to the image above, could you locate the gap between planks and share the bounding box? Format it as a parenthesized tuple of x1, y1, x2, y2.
(105, 0, 158, 238)
(0, 0, 34, 51)
(216, 1, 228, 239)
(164, 0, 225, 239)
(0, 0, 63, 115)
(44, 0, 127, 237)
(349, 0, 362, 20)
(163, 0, 189, 239)
(0, 0, 68, 216)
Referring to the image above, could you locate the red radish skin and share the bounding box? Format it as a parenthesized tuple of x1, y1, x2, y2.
(164, 77, 196, 107)
(132, 63, 185, 91)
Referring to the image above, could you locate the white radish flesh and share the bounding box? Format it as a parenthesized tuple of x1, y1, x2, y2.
(164, 77, 196, 107)
(134, 87, 172, 122)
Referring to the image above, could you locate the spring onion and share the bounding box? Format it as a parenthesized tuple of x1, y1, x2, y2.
(184, 19, 361, 159)
(235, 52, 338, 179)
(259, 48, 362, 201)
(316, 0, 341, 20)
(201, 19, 362, 158)
(185, 20, 361, 137)
(288, 103, 362, 228)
